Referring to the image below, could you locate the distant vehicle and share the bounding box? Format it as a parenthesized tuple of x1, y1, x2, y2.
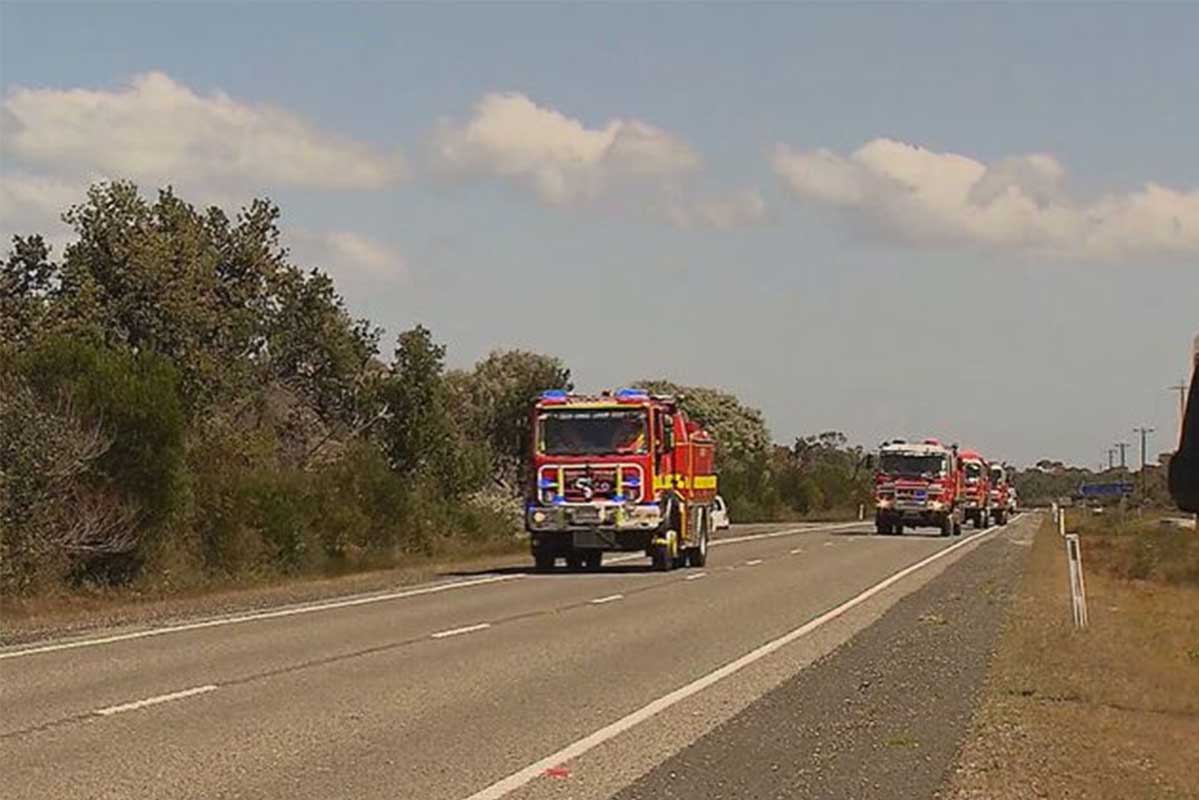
(958, 450, 991, 529)
(988, 463, 1012, 525)
(525, 389, 717, 571)
(711, 495, 731, 530)
(871, 438, 963, 537)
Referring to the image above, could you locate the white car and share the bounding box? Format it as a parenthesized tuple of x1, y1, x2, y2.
(711, 495, 731, 530)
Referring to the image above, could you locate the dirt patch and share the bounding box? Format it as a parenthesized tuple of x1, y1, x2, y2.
(948, 514, 1199, 800)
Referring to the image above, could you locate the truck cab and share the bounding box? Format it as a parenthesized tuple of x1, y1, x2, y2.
(958, 450, 991, 529)
(873, 438, 963, 537)
(525, 389, 717, 572)
(988, 463, 1012, 525)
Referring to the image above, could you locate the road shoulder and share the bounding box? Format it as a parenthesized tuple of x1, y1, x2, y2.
(947, 514, 1199, 800)
(604, 520, 1034, 800)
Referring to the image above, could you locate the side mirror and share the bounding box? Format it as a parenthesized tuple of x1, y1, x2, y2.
(863, 454, 876, 470)
(661, 417, 676, 452)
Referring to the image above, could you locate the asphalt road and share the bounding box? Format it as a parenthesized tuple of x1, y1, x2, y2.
(0, 516, 1032, 800)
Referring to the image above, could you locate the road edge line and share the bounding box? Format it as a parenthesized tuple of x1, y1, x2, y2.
(460, 518, 1020, 800)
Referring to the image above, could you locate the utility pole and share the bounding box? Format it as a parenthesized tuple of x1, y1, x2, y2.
(1133, 426, 1155, 497)
(1169, 379, 1188, 442)
(1115, 441, 1130, 470)
(1107, 448, 1116, 470)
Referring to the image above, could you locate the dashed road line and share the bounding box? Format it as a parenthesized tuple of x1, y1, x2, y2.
(744, 559, 764, 566)
(684, 572, 708, 581)
(590, 594, 624, 605)
(459, 520, 1009, 800)
(1, 575, 522, 661)
(431, 623, 491, 640)
(93, 685, 218, 717)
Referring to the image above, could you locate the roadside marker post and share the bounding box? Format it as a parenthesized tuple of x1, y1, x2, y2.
(858, 504, 864, 521)
(1065, 533, 1089, 628)
(1058, 508, 1066, 537)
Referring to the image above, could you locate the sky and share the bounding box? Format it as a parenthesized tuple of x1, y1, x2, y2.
(2, 2, 1196, 468)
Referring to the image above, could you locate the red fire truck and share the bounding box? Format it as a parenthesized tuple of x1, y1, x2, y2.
(525, 388, 718, 572)
(988, 463, 1012, 526)
(873, 439, 963, 537)
(958, 449, 991, 528)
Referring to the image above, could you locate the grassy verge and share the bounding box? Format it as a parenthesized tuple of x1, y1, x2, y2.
(949, 511, 1199, 799)
(0, 535, 527, 645)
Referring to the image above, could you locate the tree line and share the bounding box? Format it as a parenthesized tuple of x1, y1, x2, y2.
(1, 182, 872, 597)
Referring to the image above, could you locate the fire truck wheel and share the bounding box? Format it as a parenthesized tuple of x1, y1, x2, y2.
(940, 514, 953, 537)
(533, 552, 555, 572)
(689, 514, 709, 567)
(583, 551, 602, 571)
(894, 522, 904, 535)
(953, 515, 963, 536)
(974, 512, 985, 529)
(565, 551, 585, 571)
(995, 510, 1007, 526)
(651, 533, 676, 572)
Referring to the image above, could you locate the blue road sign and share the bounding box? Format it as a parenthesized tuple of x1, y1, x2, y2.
(1079, 482, 1135, 498)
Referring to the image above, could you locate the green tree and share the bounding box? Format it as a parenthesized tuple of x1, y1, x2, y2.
(447, 350, 572, 487)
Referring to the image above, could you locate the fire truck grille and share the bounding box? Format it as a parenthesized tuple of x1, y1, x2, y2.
(562, 468, 620, 502)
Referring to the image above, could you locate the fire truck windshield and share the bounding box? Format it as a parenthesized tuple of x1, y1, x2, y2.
(964, 462, 983, 480)
(879, 452, 946, 478)
(539, 409, 648, 456)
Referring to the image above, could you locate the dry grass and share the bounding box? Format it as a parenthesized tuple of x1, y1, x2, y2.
(0, 536, 527, 645)
(950, 513, 1199, 800)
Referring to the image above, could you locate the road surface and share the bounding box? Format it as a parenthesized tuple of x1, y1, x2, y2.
(1, 516, 1034, 800)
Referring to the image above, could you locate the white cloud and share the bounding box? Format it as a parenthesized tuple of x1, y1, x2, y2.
(772, 138, 1199, 260)
(662, 189, 770, 231)
(2, 72, 406, 192)
(287, 229, 407, 281)
(0, 172, 85, 254)
(431, 92, 700, 206)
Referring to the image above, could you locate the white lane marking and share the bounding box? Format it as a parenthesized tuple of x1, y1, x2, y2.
(711, 522, 865, 548)
(93, 684, 217, 717)
(744, 559, 764, 566)
(823, 541, 835, 547)
(1, 575, 523, 661)
(460, 523, 1006, 800)
(684, 572, 707, 581)
(790, 548, 803, 555)
(2, 522, 868, 662)
(589, 594, 624, 605)
(431, 623, 491, 640)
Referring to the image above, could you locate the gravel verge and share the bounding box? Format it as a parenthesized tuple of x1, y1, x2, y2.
(611, 524, 1031, 800)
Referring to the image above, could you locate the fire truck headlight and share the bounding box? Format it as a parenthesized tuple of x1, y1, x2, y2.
(531, 510, 547, 524)
(929, 501, 945, 511)
(876, 498, 893, 509)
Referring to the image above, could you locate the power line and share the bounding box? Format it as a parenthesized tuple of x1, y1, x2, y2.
(1133, 426, 1155, 496)
(1169, 379, 1188, 442)
(1114, 441, 1130, 469)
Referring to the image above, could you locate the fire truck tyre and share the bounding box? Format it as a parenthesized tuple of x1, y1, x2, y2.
(689, 515, 710, 567)
(894, 522, 904, 535)
(954, 516, 963, 536)
(651, 542, 673, 572)
(974, 512, 985, 529)
(533, 552, 555, 572)
(566, 551, 585, 571)
(584, 551, 603, 571)
(874, 520, 888, 536)
(941, 514, 953, 537)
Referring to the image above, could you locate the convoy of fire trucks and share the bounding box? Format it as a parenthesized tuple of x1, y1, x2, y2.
(871, 438, 1015, 537)
(523, 388, 1014, 567)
